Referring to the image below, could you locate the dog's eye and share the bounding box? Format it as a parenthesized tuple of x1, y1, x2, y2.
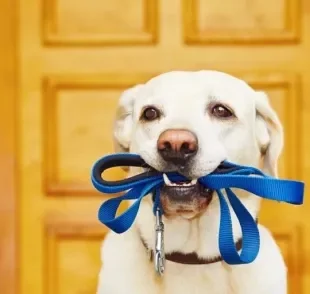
(141, 106, 161, 121)
(211, 104, 234, 119)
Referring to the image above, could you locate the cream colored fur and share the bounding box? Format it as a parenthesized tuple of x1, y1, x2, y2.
(97, 71, 287, 294)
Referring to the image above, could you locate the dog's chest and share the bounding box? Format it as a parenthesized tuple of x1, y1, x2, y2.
(158, 262, 233, 294)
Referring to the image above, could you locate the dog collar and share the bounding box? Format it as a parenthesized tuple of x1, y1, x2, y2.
(140, 232, 242, 265)
(139, 218, 258, 266)
(91, 153, 304, 274)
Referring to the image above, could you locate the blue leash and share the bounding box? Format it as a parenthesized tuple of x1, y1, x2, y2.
(91, 153, 304, 265)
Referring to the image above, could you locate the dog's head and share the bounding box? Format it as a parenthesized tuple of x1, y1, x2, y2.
(113, 71, 283, 220)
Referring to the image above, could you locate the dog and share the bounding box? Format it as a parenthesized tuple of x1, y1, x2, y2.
(97, 70, 287, 294)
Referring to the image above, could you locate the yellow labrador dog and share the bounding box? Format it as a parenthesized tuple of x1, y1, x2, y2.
(97, 71, 286, 294)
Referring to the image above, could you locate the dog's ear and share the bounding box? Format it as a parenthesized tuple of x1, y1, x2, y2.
(113, 84, 143, 153)
(254, 91, 284, 177)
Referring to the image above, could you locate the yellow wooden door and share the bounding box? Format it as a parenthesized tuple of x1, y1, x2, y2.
(15, 0, 310, 293)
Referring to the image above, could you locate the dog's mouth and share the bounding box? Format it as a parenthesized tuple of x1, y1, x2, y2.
(159, 175, 214, 218)
(162, 174, 213, 202)
(143, 164, 221, 218)
(143, 162, 235, 218)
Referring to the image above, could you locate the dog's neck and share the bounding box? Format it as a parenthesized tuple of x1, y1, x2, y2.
(138, 228, 244, 265)
(132, 191, 260, 259)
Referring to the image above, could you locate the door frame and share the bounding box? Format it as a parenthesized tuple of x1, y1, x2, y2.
(0, 0, 18, 293)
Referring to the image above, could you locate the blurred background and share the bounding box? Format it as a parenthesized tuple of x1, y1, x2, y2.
(0, 0, 310, 293)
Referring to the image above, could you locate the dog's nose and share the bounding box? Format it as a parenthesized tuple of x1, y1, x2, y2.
(157, 129, 198, 166)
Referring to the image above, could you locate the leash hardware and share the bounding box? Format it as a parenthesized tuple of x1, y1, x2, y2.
(154, 208, 165, 276)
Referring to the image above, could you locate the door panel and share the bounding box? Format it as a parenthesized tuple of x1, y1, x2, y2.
(43, 0, 157, 45)
(45, 222, 105, 294)
(16, 0, 310, 293)
(184, 0, 299, 43)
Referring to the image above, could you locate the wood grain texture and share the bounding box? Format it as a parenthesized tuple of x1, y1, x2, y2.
(0, 0, 18, 292)
(44, 222, 108, 294)
(183, 0, 300, 44)
(42, 0, 158, 46)
(42, 74, 154, 196)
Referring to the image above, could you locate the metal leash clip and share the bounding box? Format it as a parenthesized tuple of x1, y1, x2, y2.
(154, 207, 165, 276)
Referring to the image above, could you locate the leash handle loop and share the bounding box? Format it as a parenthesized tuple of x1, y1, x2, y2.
(217, 188, 260, 264)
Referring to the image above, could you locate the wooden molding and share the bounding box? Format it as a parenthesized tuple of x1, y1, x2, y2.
(44, 221, 108, 294)
(42, 0, 158, 46)
(0, 0, 18, 292)
(183, 0, 300, 44)
(237, 72, 301, 179)
(42, 73, 156, 196)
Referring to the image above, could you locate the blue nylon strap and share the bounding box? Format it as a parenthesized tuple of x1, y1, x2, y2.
(91, 153, 304, 265)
